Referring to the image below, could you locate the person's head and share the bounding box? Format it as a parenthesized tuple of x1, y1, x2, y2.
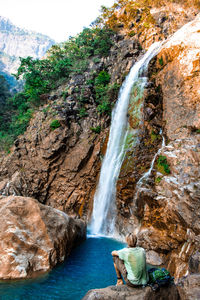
(126, 233, 137, 247)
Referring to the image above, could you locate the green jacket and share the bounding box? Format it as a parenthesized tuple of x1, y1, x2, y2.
(117, 247, 149, 285)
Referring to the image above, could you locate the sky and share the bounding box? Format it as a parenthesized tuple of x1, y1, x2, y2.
(1, 0, 115, 42)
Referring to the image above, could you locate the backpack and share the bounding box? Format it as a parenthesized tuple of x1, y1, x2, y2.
(148, 268, 174, 291)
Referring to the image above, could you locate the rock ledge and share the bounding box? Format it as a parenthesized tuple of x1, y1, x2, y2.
(82, 284, 180, 300)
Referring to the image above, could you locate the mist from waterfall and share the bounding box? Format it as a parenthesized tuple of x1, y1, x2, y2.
(90, 42, 161, 236)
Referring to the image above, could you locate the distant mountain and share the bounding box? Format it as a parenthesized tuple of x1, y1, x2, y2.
(0, 16, 55, 88)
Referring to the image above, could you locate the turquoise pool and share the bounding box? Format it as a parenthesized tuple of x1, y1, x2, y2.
(0, 236, 125, 300)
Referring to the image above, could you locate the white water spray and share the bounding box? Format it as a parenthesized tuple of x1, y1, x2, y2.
(137, 129, 166, 188)
(90, 42, 161, 236)
(132, 130, 166, 214)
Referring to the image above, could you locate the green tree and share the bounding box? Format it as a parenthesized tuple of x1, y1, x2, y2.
(0, 26, 115, 151)
(15, 56, 72, 105)
(0, 75, 11, 131)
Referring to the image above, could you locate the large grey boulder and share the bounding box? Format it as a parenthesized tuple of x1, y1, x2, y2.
(82, 284, 180, 300)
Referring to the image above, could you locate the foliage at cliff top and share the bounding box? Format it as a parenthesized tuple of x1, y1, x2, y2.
(15, 27, 113, 104)
(95, 0, 200, 32)
(2, 0, 199, 153)
(0, 26, 114, 152)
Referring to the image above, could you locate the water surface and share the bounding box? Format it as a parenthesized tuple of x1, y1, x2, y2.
(0, 237, 125, 300)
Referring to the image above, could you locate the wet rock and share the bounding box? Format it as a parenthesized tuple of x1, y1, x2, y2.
(0, 195, 86, 279)
(82, 284, 180, 300)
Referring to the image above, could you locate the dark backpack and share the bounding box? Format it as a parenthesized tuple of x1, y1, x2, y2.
(148, 268, 174, 291)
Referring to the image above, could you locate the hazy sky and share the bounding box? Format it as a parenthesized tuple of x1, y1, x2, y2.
(1, 0, 115, 42)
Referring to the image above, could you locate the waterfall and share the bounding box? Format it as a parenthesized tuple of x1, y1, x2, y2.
(90, 42, 161, 236)
(131, 130, 166, 215)
(137, 130, 166, 187)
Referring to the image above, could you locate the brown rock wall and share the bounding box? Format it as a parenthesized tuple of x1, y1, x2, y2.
(0, 195, 86, 279)
(157, 14, 200, 140)
(177, 274, 200, 300)
(114, 14, 200, 280)
(0, 35, 141, 220)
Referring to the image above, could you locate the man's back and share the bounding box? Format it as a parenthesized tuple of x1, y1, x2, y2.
(117, 247, 149, 285)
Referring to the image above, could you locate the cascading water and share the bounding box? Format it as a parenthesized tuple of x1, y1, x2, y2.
(90, 42, 161, 236)
(137, 129, 166, 187)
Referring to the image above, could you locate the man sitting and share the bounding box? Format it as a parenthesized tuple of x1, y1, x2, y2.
(111, 233, 149, 287)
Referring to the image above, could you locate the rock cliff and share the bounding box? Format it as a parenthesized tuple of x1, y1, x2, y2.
(0, 35, 142, 219)
(0, 16, 54, 77)
(132, 14, 200, 279)
(0, 0, 199, 289)
(0, 195, 86, 279)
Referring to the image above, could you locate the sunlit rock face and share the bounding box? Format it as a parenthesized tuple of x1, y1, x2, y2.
(111, 2, 198, 49)
(157, 13, 200, 140)
(134, 14, 200, 279)
(0, 196, 86, 279)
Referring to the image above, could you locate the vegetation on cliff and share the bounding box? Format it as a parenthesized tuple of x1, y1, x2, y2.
(96, 0, 200, 31)
(1, 0, 199, 153)
(0, 27, 114, 151)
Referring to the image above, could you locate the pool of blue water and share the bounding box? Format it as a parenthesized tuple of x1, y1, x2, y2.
(0, 236, 125, 300)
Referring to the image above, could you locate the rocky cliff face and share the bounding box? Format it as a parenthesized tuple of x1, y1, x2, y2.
(0, 195, 86, 279)
(0, 16, 55, 75)
(0, 35, 142, 219)
(115, 13, 200, 279)
(0, 2, 199, 286)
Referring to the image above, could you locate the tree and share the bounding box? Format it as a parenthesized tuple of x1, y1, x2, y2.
(0, 75, 11, 131)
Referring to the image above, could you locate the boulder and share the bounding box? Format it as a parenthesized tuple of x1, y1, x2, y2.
(189, 251, 200, 274)
(177, 274, 200, 300)
(146, 250, 165, 266)
(82, 284, 180, 300)
(0, 195, 86, 279)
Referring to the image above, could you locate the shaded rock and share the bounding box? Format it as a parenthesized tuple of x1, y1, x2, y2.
(177, 274, 200, 300)
(146, 250, 165, 266)
(0, 195, 86, 279)
(82, 284, 180, 300)
(189, 251, 200, 274)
